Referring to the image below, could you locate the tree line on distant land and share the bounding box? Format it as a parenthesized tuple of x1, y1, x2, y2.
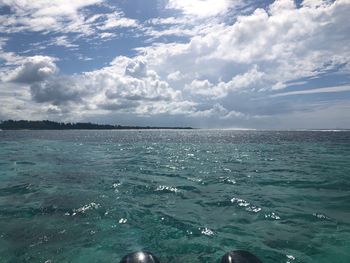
(0, 120, 192, 130)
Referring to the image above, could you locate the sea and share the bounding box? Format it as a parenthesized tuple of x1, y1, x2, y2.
(0, 130, 349, 263)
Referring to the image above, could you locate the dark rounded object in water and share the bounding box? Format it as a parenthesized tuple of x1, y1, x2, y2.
(119, 251, 161, 263)
(221, 250, 263, 263)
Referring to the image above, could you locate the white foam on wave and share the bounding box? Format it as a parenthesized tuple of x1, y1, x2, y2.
(220, 176, 236, 184)
(156, 185, 179, 193)
(265, 212, 281, 220)
(187, 177, 203, 183)
(200, 227, 214, 236)
(231, 197, 262, 213)
(312, 213, 330, 220)
(66, 202, 100, 216)
(113, 182, 122, 193)
(246, 206, 262, 213)
(118, 218, 128, 224)
(231, 197, 250, 207)
(113, 183, 121, 188)
(286, 254, 295, 263)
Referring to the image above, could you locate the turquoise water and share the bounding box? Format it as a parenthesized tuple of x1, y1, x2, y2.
(0, 130, 349, 263)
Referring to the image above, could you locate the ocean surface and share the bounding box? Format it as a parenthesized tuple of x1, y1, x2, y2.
(0, 130, 349, 263)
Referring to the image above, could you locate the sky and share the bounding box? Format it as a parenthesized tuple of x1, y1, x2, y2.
(0, 0, 349, 129)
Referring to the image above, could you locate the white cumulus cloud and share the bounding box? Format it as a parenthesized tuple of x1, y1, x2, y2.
(3, 56, 58, 83)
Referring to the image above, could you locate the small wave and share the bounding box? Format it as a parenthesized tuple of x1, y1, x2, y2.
(0, 183, 35, 196)
(220, 177, 236, 184)
(156, 185, 179, 193)
(118, 218, 128, 224)
(176, 185, 199, 192)
(231, 197, 250, 207)
(187, 177, 203, 183)
(112, 182, 122, 192)
(113, 183, 121, 188)
(312, 213, 330, 220)
(286, 254, 295, 263)
(164, 164, 177, 170)
(186, 230, 193, 235)
(29, 234, 50, 248)
(68, 202, 100, 216)
(15, 161, 36, 165)
(231, 197, 261, 213)
(265, 212, 281, 220)
(200, 227, 214, 236)
(246, 206, 262, 213)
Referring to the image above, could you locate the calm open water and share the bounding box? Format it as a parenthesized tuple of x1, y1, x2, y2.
(0, 130, 349, 263)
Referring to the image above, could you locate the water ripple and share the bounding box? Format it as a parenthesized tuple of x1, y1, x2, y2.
(0, 130, 349, 263)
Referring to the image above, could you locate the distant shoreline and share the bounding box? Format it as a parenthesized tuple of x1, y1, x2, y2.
(0, 120, 193, 130)
(0, 120, 349, 131)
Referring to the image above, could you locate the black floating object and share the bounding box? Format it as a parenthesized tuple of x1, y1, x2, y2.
(221, 250, 263, 263)
(119, 251, 161, 263)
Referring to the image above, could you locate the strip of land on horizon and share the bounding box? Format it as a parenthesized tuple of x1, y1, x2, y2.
(0, 120, 193, 130)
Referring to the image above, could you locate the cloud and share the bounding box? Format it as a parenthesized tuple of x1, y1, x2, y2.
(82, 57, 185, 115)
(262, 101, 350, 130)
(271, 85, 350, 97)
(185, 66, 265, 98)
(190, 103, 244, 119)
(1, 0, 102, 16)
(0, 0, 103, 34)
(144, 16, 206, 39)
(0, 38, 24, 66)
(30, 76, 84, 105)
(4, 56, 58, 83)
(167, 71, 184, 81)
(3, 55, 187, 117)
(49, 36, 79, 48)
(166, 0, 235, 17)
(99, 32, 117, 39)
(97, 12, 138, 30)
(141, 0, 350, 95)
(0, 0, 139, 40)
(1, 0, 350, 128)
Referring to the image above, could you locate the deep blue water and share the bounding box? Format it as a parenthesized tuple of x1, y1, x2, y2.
(0, 130, 349, 263)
